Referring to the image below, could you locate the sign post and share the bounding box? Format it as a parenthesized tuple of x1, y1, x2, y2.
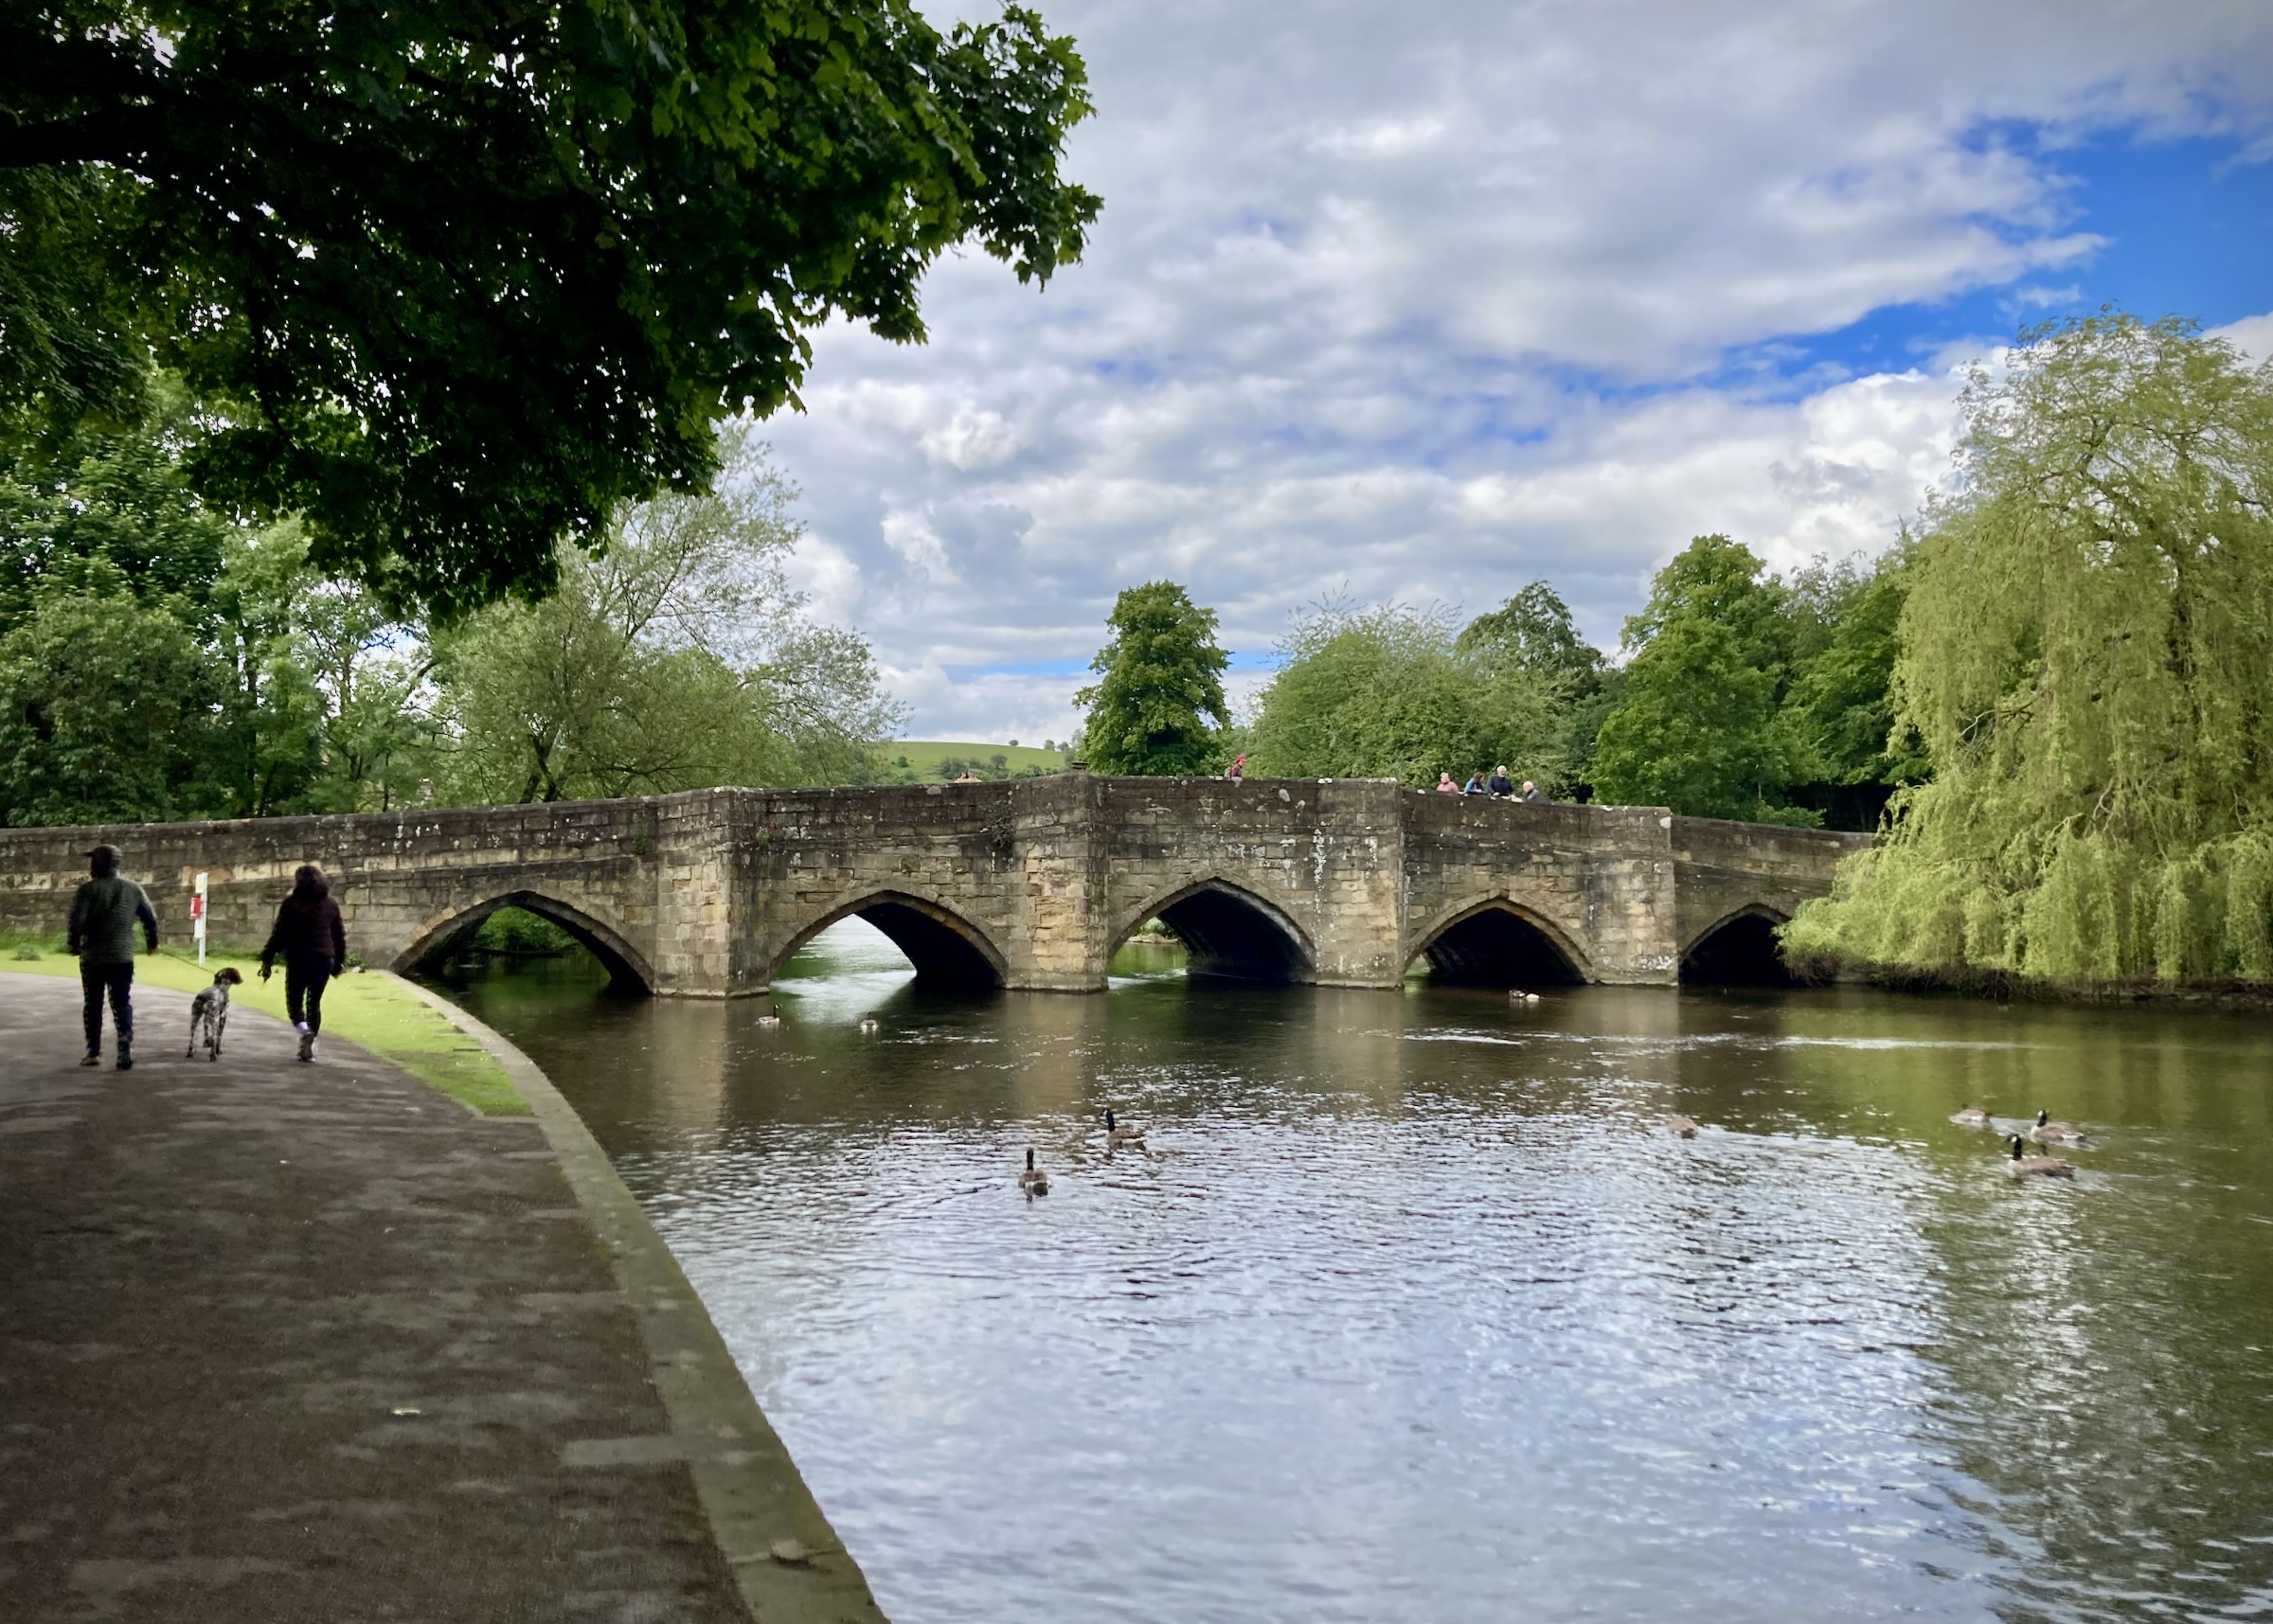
(191, 872, 207, 966)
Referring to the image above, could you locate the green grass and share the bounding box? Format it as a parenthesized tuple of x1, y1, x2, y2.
(1, 934, 526, 1116)
(885, 740, 1069, 777)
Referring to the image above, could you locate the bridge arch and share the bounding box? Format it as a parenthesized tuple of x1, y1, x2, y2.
(1403, 895, 1591, 987)
(1113, 878, 1316, 985)
(394, 889, 656, 994)
(1680, 904, 1797, 987)
(771, 887, 1008, 990)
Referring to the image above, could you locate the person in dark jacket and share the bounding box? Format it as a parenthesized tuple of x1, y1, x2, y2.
(260, 864, 347, 1062)
(67, 844, 159, 1069)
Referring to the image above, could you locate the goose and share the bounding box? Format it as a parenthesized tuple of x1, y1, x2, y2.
(1954, 1104, 1992, 1128)
(1664, 1114, 1699, 1138)
(858, 1017, 880, 1034)
(1018, 1149, 1051, 1196)
(2008, 1134, 2074, 1178)
(1103, 1109, 1145, 1148)
(756, 997, 783, 1030)
(1509, 990, 1542, 1005)
(2031, 1109, 2085, 1145)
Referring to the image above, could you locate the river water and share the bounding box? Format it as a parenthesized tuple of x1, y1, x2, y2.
(440, 922, 2273, 1624)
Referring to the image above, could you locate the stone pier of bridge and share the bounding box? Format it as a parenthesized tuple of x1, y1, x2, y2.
(0, 776, 1869, 997)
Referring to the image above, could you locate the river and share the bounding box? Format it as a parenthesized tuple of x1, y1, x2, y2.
(438, 921, 2273, 1624)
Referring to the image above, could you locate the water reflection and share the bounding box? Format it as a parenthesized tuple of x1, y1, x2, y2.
(442, 921, 2273, 1624)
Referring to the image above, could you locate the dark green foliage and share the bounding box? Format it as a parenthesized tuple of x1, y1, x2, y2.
(3, 0, 1099, 616)
(0, 563, 217, 822)
(1457, 582, 1605, 683)
(0, 412, 896, 825)
(0, 383, 231, 627)
(1591, 535, 1819, 824)
(1783, 545, 1922, 789)
(1456, 582, 1617, 792)
(0, 167, 147, 445)
(469, 907, 577, 958)
(1077, 582, 1231, 775)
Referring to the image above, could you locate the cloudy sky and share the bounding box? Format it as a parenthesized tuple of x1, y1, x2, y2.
(759, 0, 2273, 745)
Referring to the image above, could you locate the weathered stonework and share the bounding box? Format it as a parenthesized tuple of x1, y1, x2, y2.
(0, 778, 1870, 995)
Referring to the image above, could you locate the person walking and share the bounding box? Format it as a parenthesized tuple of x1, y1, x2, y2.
(260, 865, 347, 1062)
(67, 844, 159, 1069)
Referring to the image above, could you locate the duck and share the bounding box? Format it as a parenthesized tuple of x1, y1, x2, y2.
(1103, 1108, 1145, 1148)
(1509, 990, 1542, 1005)
(2031, 1108, 2085, 1145)
(1953, 1104, 1992, 1128)
(2008, 1134, 2074, 1178)
(1664, 1114, 1699, 1138)
(1018, 1149, 1050, 1196)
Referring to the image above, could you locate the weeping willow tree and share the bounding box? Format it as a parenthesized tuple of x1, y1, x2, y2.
(1784, 314, 2273, 986)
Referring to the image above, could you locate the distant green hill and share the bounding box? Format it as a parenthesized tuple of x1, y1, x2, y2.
(880, 740, 1069, 782)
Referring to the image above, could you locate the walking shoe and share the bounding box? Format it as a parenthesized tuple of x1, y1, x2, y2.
(297, 1027, 314, 1062)
(116, 1048, 133, 1071)
(80, 1050, 100, 1067)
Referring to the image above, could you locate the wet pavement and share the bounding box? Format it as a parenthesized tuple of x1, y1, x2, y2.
(0, 972, 750, 1623)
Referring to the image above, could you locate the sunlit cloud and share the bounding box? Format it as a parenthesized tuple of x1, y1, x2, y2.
(769, 0, 2273, 740)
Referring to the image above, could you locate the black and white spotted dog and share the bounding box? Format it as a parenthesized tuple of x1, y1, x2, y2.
(186, 966, 244, 1062)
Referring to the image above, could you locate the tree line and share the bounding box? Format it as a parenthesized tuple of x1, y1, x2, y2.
(1, 0, 1088, 821)
(0, 410, 901, 823)
(1075, 315, 2273, 988)
(1076, 538, 1909, 830)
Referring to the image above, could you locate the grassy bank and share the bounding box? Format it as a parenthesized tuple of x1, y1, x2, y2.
(884, 740, 1068, 778)
(2, 936, 525, 1115)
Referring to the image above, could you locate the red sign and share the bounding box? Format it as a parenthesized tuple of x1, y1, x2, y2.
(188, 895, 205, 920)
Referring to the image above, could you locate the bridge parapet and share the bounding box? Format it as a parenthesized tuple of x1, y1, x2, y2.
(0, 777, 1868, 995)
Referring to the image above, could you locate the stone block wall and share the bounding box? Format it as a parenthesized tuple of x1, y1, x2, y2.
(0, 778, 1867, 997)
(1668, 816, 1870, 959)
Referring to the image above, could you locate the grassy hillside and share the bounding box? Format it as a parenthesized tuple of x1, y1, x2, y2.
(881, 741, 1069, 781)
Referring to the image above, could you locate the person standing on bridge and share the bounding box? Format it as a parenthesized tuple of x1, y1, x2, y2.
(67, 844, 159, 1070)
(260, 865, 347, 1062)
(1226, 753, 1246, 782)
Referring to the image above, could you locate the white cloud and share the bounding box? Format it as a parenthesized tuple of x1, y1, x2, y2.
(2210, 311, 2273, 363)
(761, 0, 2273, 736)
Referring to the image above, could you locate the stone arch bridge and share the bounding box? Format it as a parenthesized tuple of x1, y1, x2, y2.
(0, 777, 1868, 996)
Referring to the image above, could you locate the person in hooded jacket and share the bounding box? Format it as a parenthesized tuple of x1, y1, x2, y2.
(260, 865, 348, 1062)
(67, 843, 159, 1069)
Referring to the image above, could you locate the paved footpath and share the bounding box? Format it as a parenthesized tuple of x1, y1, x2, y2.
(0, 972, 882, 1624)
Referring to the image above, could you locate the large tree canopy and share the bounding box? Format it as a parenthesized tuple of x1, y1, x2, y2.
(1785, 314, 2273, 985)
(0, 0, 1099, 616)
(1076, 581, 1230, 776)
(1590, 534, 1817, 824)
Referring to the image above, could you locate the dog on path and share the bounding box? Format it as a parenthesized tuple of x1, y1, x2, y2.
(186, 967, 244, 1062)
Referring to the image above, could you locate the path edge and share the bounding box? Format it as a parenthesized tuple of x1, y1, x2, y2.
(389, 973, 888, 1624)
